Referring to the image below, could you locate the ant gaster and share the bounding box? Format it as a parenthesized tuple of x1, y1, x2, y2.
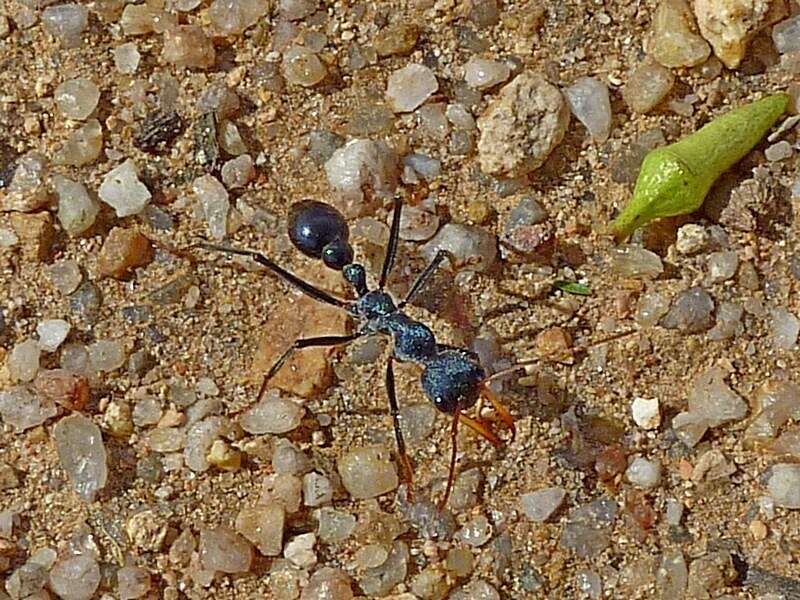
(203, 194, 515, 508)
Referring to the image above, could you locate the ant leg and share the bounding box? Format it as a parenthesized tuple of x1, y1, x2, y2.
(200, 244, 349, 309)
(256, 333, 363, 401)
(399, 249, 447, 309)
(386, 357, 415, 500)
(458, 413, 503, 447)
(379, 195, 403, 290)
(480, 383, 516, 440)
(438, 408, 461, 510)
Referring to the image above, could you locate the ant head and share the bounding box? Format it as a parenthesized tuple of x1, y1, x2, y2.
(343, 264, 368, 295)
(421, 350, 485, 414)
(288, 200, 351, 264)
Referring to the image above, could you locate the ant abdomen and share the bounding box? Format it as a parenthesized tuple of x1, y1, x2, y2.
(288, 200, 354, 270)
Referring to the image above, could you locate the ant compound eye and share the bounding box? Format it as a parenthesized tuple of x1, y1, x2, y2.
(289, 200, 350, 259)
(322, 239, 353, 270)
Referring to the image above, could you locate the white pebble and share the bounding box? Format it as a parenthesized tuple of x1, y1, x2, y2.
(768, 463, 800, 508)
(99, 160, 151, 217)
(192, 174, 230, 240)
(563, 76, 612, 143)
(8, 339, 41, 383)
(464, 57, 510, 90)
(386, 64, 438, 113)
(54, 78, 100, 120)
(36, 319, 71, 352)
(625, 457, 662, 489)
(113, 42, 141, 74)
(284, 532, 317, 568)
(631, 397, 660, 430)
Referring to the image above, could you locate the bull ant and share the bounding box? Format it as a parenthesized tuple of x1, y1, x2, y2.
(202, 193, 630, 508)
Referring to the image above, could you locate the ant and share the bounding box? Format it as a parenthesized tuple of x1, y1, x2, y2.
(202, 193, 632, 508)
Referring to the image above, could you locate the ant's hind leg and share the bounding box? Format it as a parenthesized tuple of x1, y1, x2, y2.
(386, 358, 415, 499)
(480, 383, 516, 440)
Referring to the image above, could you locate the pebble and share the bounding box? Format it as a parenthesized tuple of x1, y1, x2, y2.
(337, 446, 398, 499)
(452, 580, 500, 600)
(622, 61, 674, 113)
(502, 196, 552, 254)
(117, 565, 151, 600)
(656, 550, 688, 598)
(49, 260, 82, 294)
(386, 64, 438, 113)
(97, 227, 154, 279)
(625, 457, 662, 489)
(88, 340, 127, 372)
(0, 385, 57, 431)
(610, 245, 664, 278)
(0, 228, 18, 246)
(404, 153, 442, 180)
(421, 223, 498, 273)
(771, 308, 799, 349)
(279, 0, 317, 20)
(563, 77, 612, 143)
(694, 0, 778, 68)
(42, 3, 88, 48)
(54, 118, 103, 167)
(767, 464, 800, 508)
(354, 544, 389, 569)
(577, 570, 602, 599)
(284, 532, 317, 568)
(282, 45, 328, 87)
(631, 397, 661, 430)
(706, 251, 738, 283)
(49, 555, 101, 600)
(660, 287, 715, 333)
(10, 211, 55, 261)
(308, 130, 345, 165)
(8, 338, 41, 382)
(236, 504, 285, 556)
(303, 472, 333, 507)
(477, 71, 569, 177)
(207, 439, 241, 471)
(243, 396, 304, 436)
(388, 205, 440, 242)
(119, 4, 175, 35)
(54, 413, 108, 502)
(221, 154, 255, 189)
(457, 515, 492, 547)
(99, 159, 151, 217)
(185, 416, 225, 472)
(520, 487, 566, 522)
(193, 174, 230, 240)
(707, 301, 743, 341)
(272, 438, 313, 475)
(36, 319, 70, 352)
(301, 567, 353, 600)
(765, 140, 793, 161)
(318, 507, 357, 543)
(773, 14, 800, 54)
(446, 103, 476, 130)
(665, 498, 684, 525)
(675, 224, 709, 255)
(324, 139, 398, 216)
(69, 281, 102, 321)
(398, 403, 437, 445)
(208, 0, 268, 35)
(200, 526, 253, 573)
(560, 496, 617, 558)
(745, 380, 800, 443)
(53, 175, 99, 236)
(687, 366, 747, 428)
(147, 428, 186, 453)
(55, 78, 100, 120)
(360, 541, 409, 597)
(646, 0, 711, 67)
(464, 57, 510, 90)
(162, 25, 216, 69)
(374, 22, 419, 57)
(1, 152, 51, 212)
(113, 42, 141, 74)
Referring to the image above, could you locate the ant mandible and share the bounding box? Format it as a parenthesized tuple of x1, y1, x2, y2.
(202, 192, 517, 508)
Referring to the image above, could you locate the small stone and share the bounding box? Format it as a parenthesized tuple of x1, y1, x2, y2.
(49, 555, 101, 600)
(421, 223, 497, 273)
(99, 159, 151, 217)
(36, 319, 70, 352)
(502, 196, 552, 254)
(308, 130, 345, 165)
(49, 260, 82, 295)
(611, 245, 665, 279)
(0, 227, 18, 246)
(324, 139, 398, 216)
(303, 472, 333, 507)
(691, 448, 735, 483)
(374, 22, 419, 56)
(560, 496, 618, 558)
(200, 526, 253, 573)
(665, 498, 684, 525)
(127, 510, 169, 552)
(771, 308, 799, 349)
(675, 223, 709, 255)
(52, 175, 99, 236)
(386, 64, 438, 113)
(656, 549, 688, 598)
(457, 515, 492, 547)
(0, 463, 19, 490)
(626, 457, 662, 489)
(55, 78, 100, 120)
(0, 385, 57, 431)
(147, 428, 186, 452)
(318, 508, 357, 544)
(767, 463, 800, 508)
(162, 25, 216, 69)
(360, 541, 409, 597)
(706, 251, 738, 283)
(773, 14, 800, 54)
(338, 446, 398, 499)
(284, 532, 317, 568)
(120, 3, 175, 35)
(301, 568, 353, 600)
(631, 397, 661, 430)
(477, 71, 569, 177)
(282, 45, 327, 87)
(8, 338, 41, 382)
(622, 61, 674, 113)
(54, 118, 103, 167)
(69, 281, 102, 321)
(118, 565, 151, 600)
(387, 205, 440, 242)
(97, 227, 154, 279)
(208, 0, 268, 35)
(10, 211, 55, 261)
(42, 4, 89, 48)
(0, 15, 9, 38)
(404, 152, 442, 180)
(1, 152, 51, 212)
(563, 77, 613, 143)
(464, 57, 510, 90)
(279, 0, 317, 20)
(687, 366, 747, 427)
(520, 487, 566, 522)
(207, 439, 241, 471)
(236, 504, 285, 556)
(646, 0, 711, 67)
(707, 301, 743, 341)
(221, 154, 255, 189)
(271, 439, 313, 476)
(87, 340, 126, 372)
(661, 287, 715, 333)
(54, 413, 108, 502)
(193, 174, 230, 240)
(355, 544, 389, 569)
(113, 42, 141, 74)
(185, 416, 225, 472)
(239, 391, 304, 434)
(749, 519, 768, 540)
(765, 140, 793, 161)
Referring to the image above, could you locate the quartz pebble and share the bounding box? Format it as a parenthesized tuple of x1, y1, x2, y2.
(675, 224, 708, 255)
(318, 507, 356, 543)
(421, 223, 497, 273)
(374, 22, 419, 57)
(236, 504, 285, 556)
(338, 446, 398, 499)
(464, 57, 510, 90)
(631, 397, 661, 429)
(53, 175, 99, 236)
(283, 46, 328, 87)
(646, 0, 710, 67)
(10, 211, 55, 261)
(626, 457, 662, 489)
(610, 245, 664, 278)
(42, 3, 89, 48)
(0, 385, 58, 431)
(221, 154, 255, 189)
(117, 565, 151, 600)
(272, 438, 313, 475)
(303, 472, 333, 507)
(389, 205, 440, 242)
(200, 526, 253, 573)
(36, 319, 70, 352)
(208, 0, 268, 35)
(706, 251, 738, 283)
(386, 64, 438, 113)
(88, 340, 126, 372)
(279, 0, 317, 20)
(301, 568, 353, 600)
(162, 25, 216, 69)
(560, 496, 617, 558)
(771, 308, 799, 349)
(54, 413, 108, 501)
(520, 487, 566, 522)
(49, 555, 101, 600)
(324, 139, 398, 216)
(69, 281, 102, 321)
(114, 42, 141, 74)
(502, 196, 552, 254)
(657, 550, 688, 597)
(186, 416, 225, 472)
(120, 4, 175, 35)
(97, 227, 154, 279)
(1, 152, 51, 212)
(661, 287, 715, 333)
(8, 338, 41, 382)
(99, 159, 151, 217)
(35, 369, 88, 411)
(773, 15, 800, 54)
(622, 62, 674, 113)
(360, 541, 409, 597)
(193, 174, 230, 240)
(240, 391, 304, 434)
(707, 301, 743, 340)
(477, 71, 569, 177)
(563, 77, 612, 143)
(284, 532, 317, 568)
(55, 78, 100, 120)
(767, 464, 800, 508)
(55, 119, 103, 167)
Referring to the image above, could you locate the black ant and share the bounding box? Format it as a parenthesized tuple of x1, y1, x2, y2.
(202, 193, 632, 508)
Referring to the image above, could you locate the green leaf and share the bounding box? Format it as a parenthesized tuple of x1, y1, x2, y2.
(554, 280, 591, 296)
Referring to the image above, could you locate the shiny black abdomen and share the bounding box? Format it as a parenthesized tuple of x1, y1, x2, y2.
(289, 200, 350, 259)
(420, 348, 485, 414)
